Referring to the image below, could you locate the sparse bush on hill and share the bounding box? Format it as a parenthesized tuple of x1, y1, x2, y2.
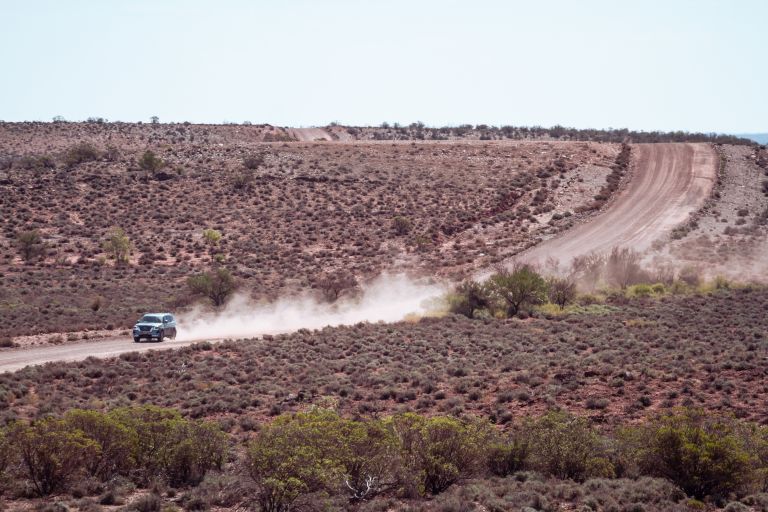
(102, 227, 132, 266)
(138, 150, 164, 175)
(231, 168, 255, 192)
(392, 216, 412, 236)
(64, 141, 101, 167)
(187, 267, 236, 307)
(15, 229, 45, 263)
(202, 228, 222, 249)
(243, 153, 265, 170)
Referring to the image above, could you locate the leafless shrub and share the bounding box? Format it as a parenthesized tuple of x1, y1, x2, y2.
(315, 271, 359, 302)
(547, 276, 576, 309)
(606, 247, 647, 289)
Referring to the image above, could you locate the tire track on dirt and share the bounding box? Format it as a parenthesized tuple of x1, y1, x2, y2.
(516, 143, 717, 268)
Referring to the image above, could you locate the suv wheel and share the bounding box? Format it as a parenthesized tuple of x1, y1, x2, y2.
(134, 337, 140, 343)
(156, 331, 164, 343)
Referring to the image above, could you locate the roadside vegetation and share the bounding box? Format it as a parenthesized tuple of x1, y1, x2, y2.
(1, 406, 766, 510)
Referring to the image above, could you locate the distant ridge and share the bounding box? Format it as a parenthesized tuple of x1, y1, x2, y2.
(735, 133, 768, 145)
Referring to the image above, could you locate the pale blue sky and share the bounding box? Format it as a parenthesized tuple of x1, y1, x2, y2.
(1, 0, 766, 132)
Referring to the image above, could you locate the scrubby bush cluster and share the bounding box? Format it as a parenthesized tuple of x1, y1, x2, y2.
(0, 406, 226, 497)
(448, 265, 574, 318)
(4, 407, 763, 509)
(241, 408, 768, 509)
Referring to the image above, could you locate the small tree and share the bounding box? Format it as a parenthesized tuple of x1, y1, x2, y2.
(547, 276, 577, 309)
(150, 116, 160, 124)
(246, 411, 344, 512)
(187, 267, 236, 307)
(486, 265, 548, 317)
(102, 227, 132, 266)
(16, 230, 45, 263)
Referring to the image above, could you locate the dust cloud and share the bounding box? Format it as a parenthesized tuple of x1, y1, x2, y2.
(176, 274, 447, 342)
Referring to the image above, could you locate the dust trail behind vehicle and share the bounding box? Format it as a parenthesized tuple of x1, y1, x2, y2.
(176, 274, 448, 342)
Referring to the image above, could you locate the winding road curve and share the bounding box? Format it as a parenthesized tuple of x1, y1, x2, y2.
(0, 143, 717, 373)
(518, 143, 717, 268)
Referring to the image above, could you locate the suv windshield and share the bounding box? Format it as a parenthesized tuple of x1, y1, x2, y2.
(140, 315, 162, 323)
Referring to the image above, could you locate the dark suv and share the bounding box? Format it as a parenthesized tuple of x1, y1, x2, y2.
(132, 313, 177, 343)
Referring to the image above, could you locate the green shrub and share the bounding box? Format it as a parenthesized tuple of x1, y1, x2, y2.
(9, 417, 100, 495)
(246, 409, 399, 509)
(202, 229, 222, 249)
(624, 409, 762, 500)
(487, 431, 529, 476)
(64, 409, 136, 480)
(628, 284, 653, 297)
(525, 411, 613, 481)
(388, 413, 492, 496)
(246, 410, 345, 512)
(109, 406, 226, 487)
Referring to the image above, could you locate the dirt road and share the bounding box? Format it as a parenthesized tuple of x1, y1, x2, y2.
(288, 127, 333, 141)
(0, 337, 229, 373)
(518, 143, 717, 268)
